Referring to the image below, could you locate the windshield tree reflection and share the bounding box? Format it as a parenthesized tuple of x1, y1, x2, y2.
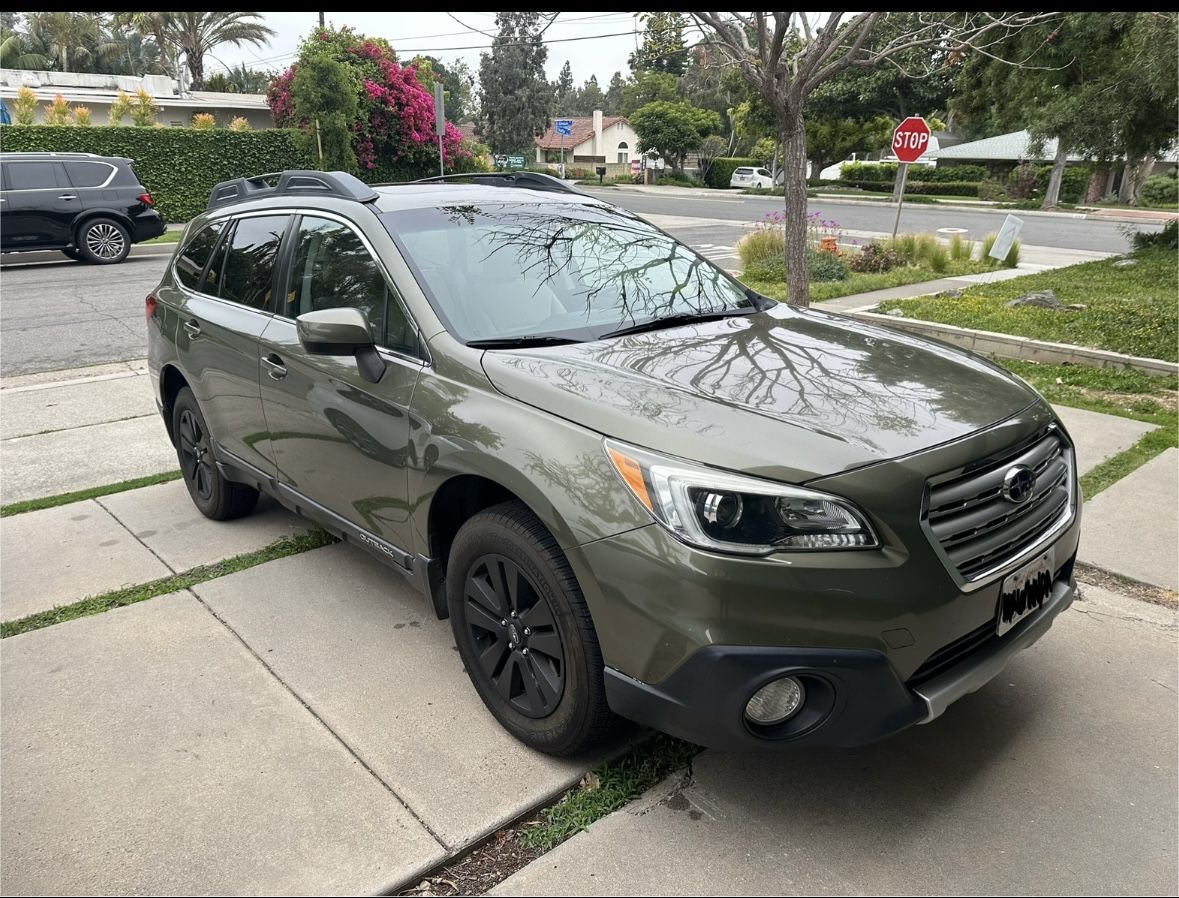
(381, 203, 754, 343)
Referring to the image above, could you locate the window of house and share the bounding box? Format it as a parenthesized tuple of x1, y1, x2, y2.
(617, 141, 629, 164)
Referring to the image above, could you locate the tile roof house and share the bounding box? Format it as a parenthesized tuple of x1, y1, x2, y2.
(534, 110, 640, 167)
(0, 69, 273, 129)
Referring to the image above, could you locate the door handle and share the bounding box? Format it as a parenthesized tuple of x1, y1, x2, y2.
(57, 195, 77, 201)
(183, 319, 201, 338)
(261, 354, 288, 380)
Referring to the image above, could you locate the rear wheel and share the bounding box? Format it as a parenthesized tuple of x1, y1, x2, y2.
(171, 387, 258, 520)
(447, 501, 612, 755)
(77, 218, 130, 264)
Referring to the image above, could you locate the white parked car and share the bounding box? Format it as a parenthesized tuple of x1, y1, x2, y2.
(730, 166, 775, 189)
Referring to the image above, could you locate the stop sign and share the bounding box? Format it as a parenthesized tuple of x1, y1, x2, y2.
(892, 116, 931, 164)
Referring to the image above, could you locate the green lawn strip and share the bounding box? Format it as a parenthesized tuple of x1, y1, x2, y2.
(0, 528, 337, 639)
(995, 358, 1178, 498)
(0, 470, 183, 517)
(142, 231, 181, 244)
(744, 259, 990, 304)
(876, 249, 1179, 362)
(518, 733, 701, 853)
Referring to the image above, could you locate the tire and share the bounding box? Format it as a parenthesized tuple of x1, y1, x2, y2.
(447, 500, 612, 755)
(76, 218, 130, 264)
(171, 387, 258, 521)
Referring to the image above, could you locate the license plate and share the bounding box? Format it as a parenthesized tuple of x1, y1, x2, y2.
(996, 550, 1054, 636)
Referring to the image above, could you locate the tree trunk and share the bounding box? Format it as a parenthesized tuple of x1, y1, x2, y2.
(778, 106, 810, 308)
(808, 159, 823, 180)
(1126, 155, 1156, 204)
(1041, 142, 1068, 209)
(1117, 162, 1134, 203)
(188, 52, 203, 90)
(1084, 166, 1108, 204)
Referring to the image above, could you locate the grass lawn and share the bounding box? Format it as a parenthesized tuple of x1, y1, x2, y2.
(743, 259, 992, 304)
(995, 359, 1177, 498)
(877, 249, 1179, 362)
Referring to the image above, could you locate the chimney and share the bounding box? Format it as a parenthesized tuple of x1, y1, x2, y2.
(593, 109, 603, 159)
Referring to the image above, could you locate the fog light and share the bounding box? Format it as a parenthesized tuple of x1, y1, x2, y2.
(745, 676, 805, 725)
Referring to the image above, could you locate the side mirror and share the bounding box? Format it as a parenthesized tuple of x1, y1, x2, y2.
(296, 307, 385, 383)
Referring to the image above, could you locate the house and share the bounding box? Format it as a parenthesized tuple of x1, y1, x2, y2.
(932, 128, 1178, 173)
(0, 69, 273, 129)
(534, 110, 640, 175)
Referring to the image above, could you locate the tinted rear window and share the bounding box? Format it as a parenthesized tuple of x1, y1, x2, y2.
(218, 215, 288, 310)
(175, 221, 226, 291)
(734, 168, 753, 175)
(7, 162, 61, 190)
(64, 161, 114, 188)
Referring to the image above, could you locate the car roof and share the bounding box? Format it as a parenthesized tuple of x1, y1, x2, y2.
(370, 183, 609, 213)
(1, 151, 127, 161)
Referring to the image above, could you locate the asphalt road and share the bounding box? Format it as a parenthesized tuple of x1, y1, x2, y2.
(591, 187, 1154, 254)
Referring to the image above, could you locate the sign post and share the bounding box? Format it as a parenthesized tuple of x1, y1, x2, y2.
(434, 83, 446, 177)
(889, 116, 931, 240)
(988, 214, 1024, 263)
(555, 118, 573, 179)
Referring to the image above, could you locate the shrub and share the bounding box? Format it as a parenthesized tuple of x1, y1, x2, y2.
(848, 242, 903, 273)
(229, 116, 251, 132)
(0, 125, 313, 222)
(13, 86, 38, 125)
(840, 160, 897, 182)
(1131, 219, 1178, 252)
(1033, 163, 1091, 204)
(1139, 172, 1178, 208)
(981, 232, 1020, 267)
(807, 248, 849, 281)
(737, 226, 785, 268)
(43, 94, 72, 126)
(706, 157, 761, 189)
(1005, 162, 1039, 199)
(949, 233, 975, 262)
(191, 113, 217, 130)
(130, 88, 158, 127)
(925, 242, 950, 273)
(839, 179, 981, 197)
(981, 232, 998, 260)
(743, 256, 785, 281)
(923, 164, 986, 183)
(108, 90, 132, 126)
(912, 233, 940, 263)
(890, 232, 918, 262)
(71, 106, 92, 127)
(1004, 239, 1021, 268)
(978, 178, 1008, 201)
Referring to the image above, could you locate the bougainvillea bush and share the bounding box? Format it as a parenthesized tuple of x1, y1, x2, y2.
(268, 27, 470, 181)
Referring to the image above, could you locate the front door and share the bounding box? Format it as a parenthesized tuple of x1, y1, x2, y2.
(0, 160, 76, 249)
(257, 214, 423, 553)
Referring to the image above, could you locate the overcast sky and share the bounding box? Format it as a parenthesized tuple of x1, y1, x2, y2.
(210, 12, 651, 87)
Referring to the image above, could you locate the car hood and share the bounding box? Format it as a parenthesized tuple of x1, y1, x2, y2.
(480, 303, 1037, 483)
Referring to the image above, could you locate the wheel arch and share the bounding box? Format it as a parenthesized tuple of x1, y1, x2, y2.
(71, 209, 134, 246)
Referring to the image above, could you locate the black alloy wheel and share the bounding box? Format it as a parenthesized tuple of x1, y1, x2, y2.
(177, 407, 214, 502)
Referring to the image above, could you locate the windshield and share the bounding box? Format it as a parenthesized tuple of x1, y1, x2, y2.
(380, 202, 755, 343)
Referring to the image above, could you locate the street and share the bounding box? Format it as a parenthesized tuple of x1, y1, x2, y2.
(0, 193, 1148, 377)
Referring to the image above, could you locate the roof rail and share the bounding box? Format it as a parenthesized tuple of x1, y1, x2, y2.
(411, 171, 583, 195)
(206, 170, 379, 210)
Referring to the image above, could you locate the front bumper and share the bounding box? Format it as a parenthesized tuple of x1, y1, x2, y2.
(603, 565, 1076, 750)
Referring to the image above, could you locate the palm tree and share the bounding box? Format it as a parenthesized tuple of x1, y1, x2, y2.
(111, 13, 176, 77)
(106, 30, 165, 77)
(165, 13, 275, 90)
(24, 12, 115, 73)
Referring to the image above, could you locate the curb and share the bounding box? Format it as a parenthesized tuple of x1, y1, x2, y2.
(847, 309, 1178, 376)
(1, 242, 175, 267)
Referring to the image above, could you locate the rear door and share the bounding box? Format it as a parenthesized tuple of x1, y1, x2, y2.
(174, 213, 289, 476)
(257, 213, 423, 553)
(0, 160, 75, 249)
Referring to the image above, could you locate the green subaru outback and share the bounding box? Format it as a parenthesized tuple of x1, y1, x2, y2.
(146, 170, 1081, 755)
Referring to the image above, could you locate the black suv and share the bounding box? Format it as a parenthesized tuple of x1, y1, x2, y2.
(0, 152, 166, 263)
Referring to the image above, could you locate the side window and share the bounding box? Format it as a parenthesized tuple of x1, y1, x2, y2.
(175, 221, 226, 291)
(63, 161, 113, 188)
(286, 216, 417, 355)
(7, 162, 63, 190)
(218, 215, 288, 310)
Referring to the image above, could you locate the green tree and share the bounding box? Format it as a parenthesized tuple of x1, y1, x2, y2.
(290, 54, 359, 171)
(554, 60, 576, 112)
(621, 70, 678, 117)
(692, 12, 1058, 306)
(165, 12, 275, 90)
(604, 71, 625, 116)
(629, 12, 689, 76)
(205, 63, 273, 94)
(630, 100, 720, 174)
(804, 115, 894, 179)
(477, 12, 552, 154)
(24, 12, 113, 73)
(579, 75, 605, 114)
(411, 55, 475, 123)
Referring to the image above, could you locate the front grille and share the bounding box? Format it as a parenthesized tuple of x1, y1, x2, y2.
(926, 428, 1072, 581)
(908, 620, 995, 686)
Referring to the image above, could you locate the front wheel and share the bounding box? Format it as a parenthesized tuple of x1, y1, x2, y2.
(76, 218, 130, 264)
(447, 501, 612, 755)
(171, 387, 258, 520)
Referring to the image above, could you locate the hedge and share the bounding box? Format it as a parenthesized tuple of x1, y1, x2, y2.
(0, 125, 316, 222)
(841, 179, 981, 197)
(706, 157, 762, 189)
(839, 161, 988, 184)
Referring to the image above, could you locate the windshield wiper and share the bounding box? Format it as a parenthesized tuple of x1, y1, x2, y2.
(600, 308, 756, 340)
(466, 335, 583, 349)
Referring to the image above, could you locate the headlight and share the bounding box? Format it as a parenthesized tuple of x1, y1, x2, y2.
(604, 439, 879, 555)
